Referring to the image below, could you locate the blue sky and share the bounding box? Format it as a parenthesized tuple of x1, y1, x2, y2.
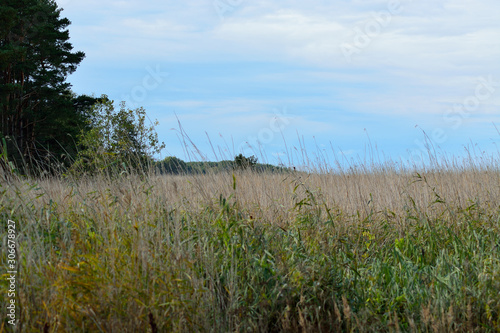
(56, 0, 500, 167)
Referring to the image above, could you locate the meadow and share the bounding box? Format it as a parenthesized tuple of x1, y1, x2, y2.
(1, 153, 500, 332)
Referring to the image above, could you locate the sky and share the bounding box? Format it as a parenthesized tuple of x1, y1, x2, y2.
(55, 0, 500, 168)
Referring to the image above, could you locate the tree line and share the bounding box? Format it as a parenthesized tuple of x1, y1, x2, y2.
(156, 154, 289, 175)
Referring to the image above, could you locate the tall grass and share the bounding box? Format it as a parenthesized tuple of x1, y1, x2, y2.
(1, 141, 500, 332)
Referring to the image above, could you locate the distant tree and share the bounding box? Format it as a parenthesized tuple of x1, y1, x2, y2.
(234, 154, 257, 170)
(155, 156, 188, 174)
(0, 0, 87, 171)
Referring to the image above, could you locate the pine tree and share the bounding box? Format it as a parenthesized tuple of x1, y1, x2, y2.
(0, 0, 87, 171)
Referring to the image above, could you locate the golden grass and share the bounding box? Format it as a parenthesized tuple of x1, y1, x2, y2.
(1, 165, 500, 331)
(30, 167, 500, 227)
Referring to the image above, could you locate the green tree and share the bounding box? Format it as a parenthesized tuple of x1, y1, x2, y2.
(155, 156, 188, 174)
(72, 96, 165, 175)
(234, 153, 257, 170)
(0, 0, 86, 171)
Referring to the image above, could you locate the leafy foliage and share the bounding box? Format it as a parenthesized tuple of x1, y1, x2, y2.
(71, 96, 165, 175)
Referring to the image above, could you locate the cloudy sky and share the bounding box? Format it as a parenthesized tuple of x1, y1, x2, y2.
(56, 0, 499, 167)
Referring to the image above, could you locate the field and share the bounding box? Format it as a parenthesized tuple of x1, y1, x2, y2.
(1, 160, 500, 332)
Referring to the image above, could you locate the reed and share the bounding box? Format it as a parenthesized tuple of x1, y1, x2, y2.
(1, 140, 500, 332)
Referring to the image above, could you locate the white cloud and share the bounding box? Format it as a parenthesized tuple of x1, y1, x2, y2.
(59, 0, 500, 73)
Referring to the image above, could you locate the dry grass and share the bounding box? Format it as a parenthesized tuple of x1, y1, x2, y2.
(30, 166, 500, 223)
(1, 162, 500, 331)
